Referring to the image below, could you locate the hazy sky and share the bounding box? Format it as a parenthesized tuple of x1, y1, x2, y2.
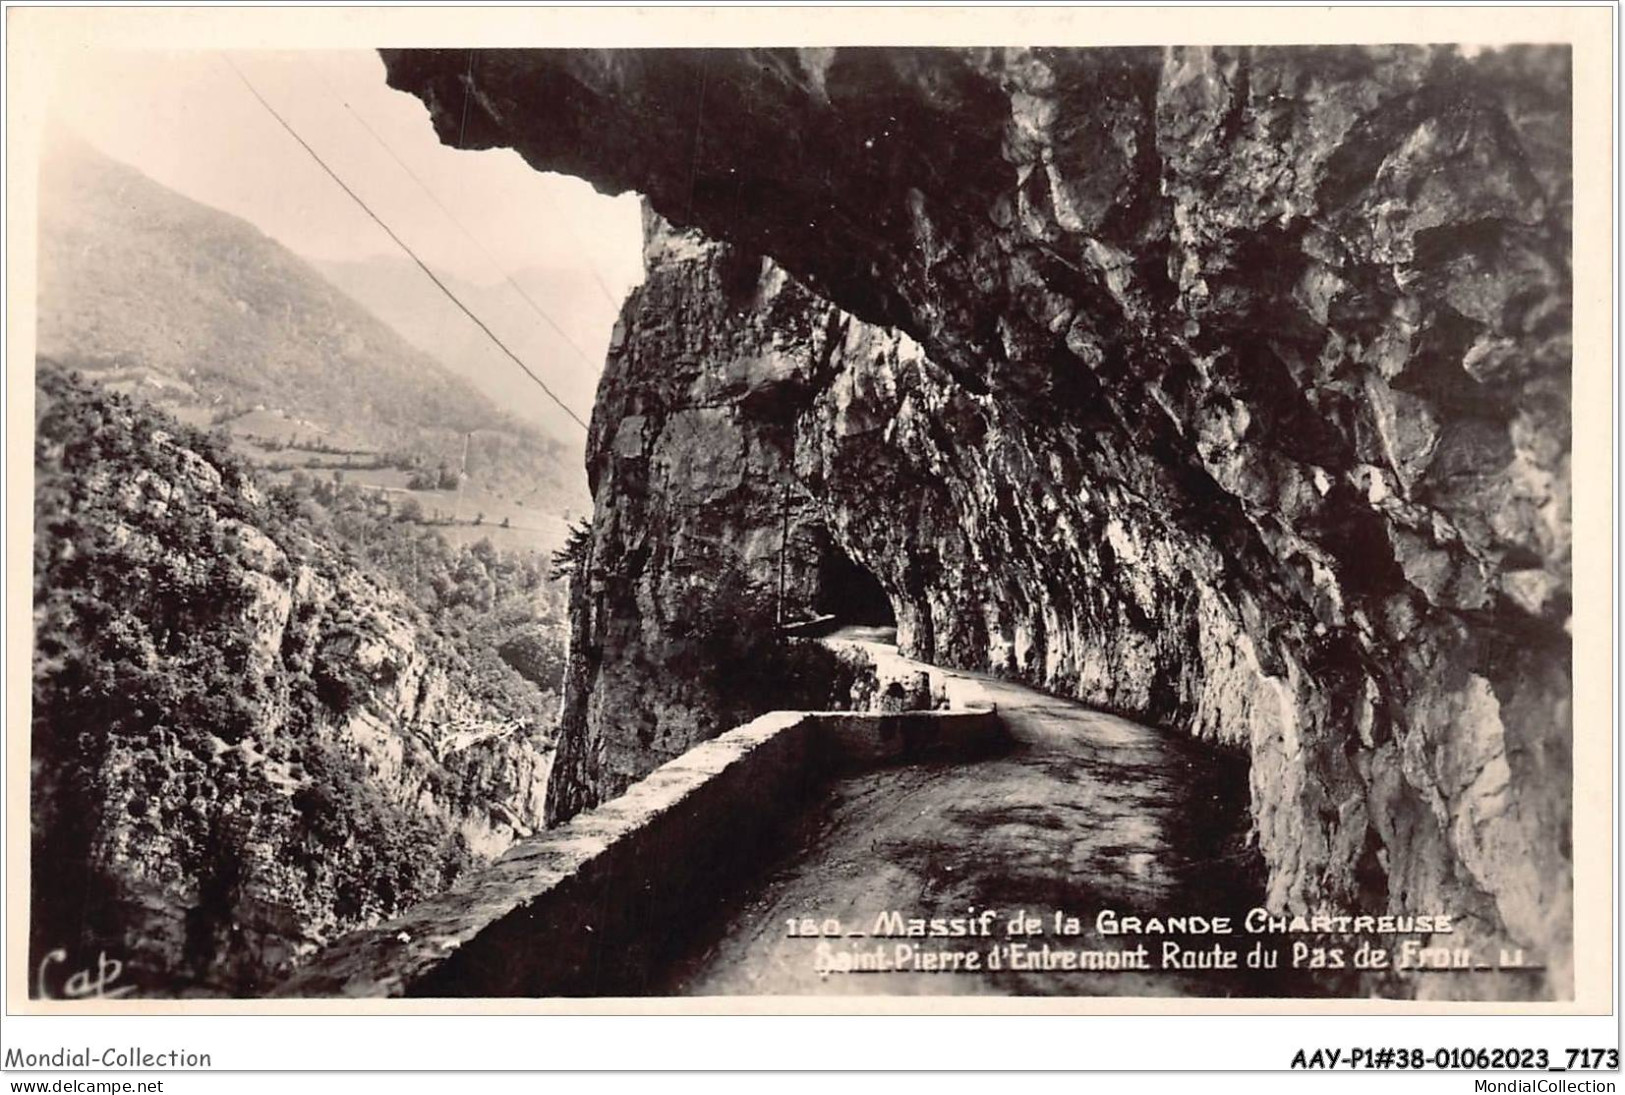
(50, 49, 644, 286)
(46, 49, 645, 436)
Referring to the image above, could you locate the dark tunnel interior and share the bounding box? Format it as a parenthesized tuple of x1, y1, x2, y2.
(814, 545, 895, 626)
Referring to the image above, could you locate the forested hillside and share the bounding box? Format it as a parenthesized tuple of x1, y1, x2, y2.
(35, 139, 586, 521)
(32, 363, 565, 995)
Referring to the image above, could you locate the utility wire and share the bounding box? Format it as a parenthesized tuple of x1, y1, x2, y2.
(301, 55, 622, 352)
(458, 49, 476, 149)
(221, 53, 591, 432)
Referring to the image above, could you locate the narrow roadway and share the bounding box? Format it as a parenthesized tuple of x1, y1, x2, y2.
(658, 628, 1302, 996)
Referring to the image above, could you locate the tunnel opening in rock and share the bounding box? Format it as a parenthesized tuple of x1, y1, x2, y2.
(814, 545, 895, 627)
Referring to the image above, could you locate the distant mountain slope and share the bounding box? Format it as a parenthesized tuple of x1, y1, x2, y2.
(35, 139, 587, 516)
(313, 255, 616, 438)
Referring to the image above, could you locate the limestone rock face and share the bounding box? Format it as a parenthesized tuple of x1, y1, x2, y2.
(384, 46, 1572, 997)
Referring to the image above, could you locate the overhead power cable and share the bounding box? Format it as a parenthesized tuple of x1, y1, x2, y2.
(220, 53, 591, 432)
(302, 55, 623, 335)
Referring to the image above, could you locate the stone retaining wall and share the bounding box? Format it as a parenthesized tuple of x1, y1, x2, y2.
(275, 675, 1001, 997)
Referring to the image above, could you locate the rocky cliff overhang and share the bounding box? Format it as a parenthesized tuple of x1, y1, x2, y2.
(383, 47, 1568, 397)
(380, 46, 1572, 1000)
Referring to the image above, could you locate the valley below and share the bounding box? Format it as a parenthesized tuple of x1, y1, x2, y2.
(28, 138, 594, 995)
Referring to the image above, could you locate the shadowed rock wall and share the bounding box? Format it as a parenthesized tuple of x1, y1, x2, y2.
(382, 45, 1573, 998)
